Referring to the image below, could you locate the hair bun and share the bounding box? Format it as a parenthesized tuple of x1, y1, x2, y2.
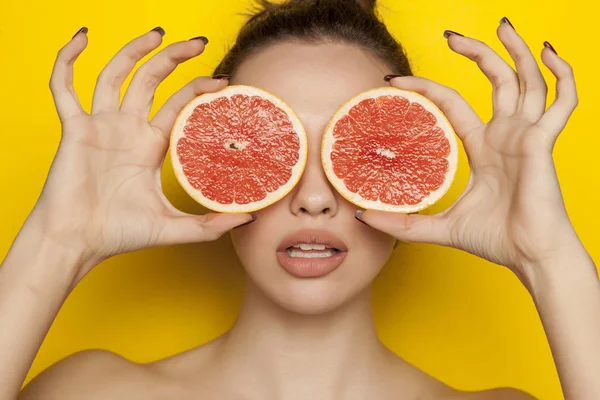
(256, 0, 377, 14)
(219, 0, 411, 78)
(355, 0, 377, 13)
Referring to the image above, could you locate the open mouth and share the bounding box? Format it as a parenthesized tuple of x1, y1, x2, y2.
(277, 229, 348, 278)
(286, 243, 341, 258)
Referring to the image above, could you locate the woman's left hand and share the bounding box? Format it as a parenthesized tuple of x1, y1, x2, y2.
(359, 19, 581, 277)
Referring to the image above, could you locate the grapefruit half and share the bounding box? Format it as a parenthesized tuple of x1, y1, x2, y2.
(321, 87, 458, 213)
(170, 85, 307, 213)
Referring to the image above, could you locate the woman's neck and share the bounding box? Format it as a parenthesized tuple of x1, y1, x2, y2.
(212, 280, 402, 399)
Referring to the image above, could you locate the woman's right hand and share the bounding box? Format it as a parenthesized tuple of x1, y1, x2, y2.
(28, 27, 253, 278)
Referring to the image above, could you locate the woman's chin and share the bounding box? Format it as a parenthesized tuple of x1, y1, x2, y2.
(247, 271, 372, 316)
(237, 247, 388, 315)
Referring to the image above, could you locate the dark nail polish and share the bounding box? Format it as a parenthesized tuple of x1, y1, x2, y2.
(212, 74, 230, 80)
(234, 215, 257, 228)
(543, 41, 558, 55)
(151, 26, 166, 37)
(500, 17, 515, 29)
(443, 30, 464, 39)
(355, 210, 369, 226)
(384, 74, 403, 82)
(189, 36, 209, 45)
(71, 27, 88, 39)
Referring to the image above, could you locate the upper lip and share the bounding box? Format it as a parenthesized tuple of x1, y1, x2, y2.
(277, 228, 348, 252)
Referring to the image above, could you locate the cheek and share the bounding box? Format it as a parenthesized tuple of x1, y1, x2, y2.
(351, 222, 396, 273)
(230, 224, 268, 262)
(230, 208, 285, 265)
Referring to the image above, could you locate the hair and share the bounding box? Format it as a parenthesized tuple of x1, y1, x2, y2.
(213, 0, 413, 78)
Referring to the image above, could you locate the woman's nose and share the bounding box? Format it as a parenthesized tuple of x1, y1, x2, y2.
(288, 152, 339, 218)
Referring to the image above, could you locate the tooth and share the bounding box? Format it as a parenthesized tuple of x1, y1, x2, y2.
(298, 243, 327, 251)
(289, 249, 335, 258)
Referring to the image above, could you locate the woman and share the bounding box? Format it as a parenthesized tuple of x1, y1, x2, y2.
(1, 0, 597, 398)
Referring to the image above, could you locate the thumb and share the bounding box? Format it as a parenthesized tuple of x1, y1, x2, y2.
(156, 212, 256, 247)
(357, 210, 450, 246)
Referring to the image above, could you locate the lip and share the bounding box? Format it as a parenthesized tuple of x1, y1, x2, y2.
(276, 228, 348, 278)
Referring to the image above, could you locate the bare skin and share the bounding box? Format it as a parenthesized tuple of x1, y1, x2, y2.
(0, 17, 596, 400)
(18, 347, 531, 400)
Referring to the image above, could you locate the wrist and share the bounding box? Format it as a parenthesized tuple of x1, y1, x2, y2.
(27, 206, 103, 263)
(520, 241, 597, 298)
(3, 216, 98, 293)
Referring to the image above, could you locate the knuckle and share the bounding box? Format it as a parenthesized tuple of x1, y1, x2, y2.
(564, 63, 575, 76)
(109, 73, 126, 90)
(113, 43, 148, 70)
(448, 87, 461, 99)
(49, 75, 64, 94)
(125, 48, 144, 65)
(491, 74, 515, 91)
(471, 40, 495, 60)
(128, 36, 155, 60)
(136, 64, 165, 91)
(510, 49, 527, 64)
(142, 72, 162, 91)
(55, 47, 67, 61)
(97, 69, 119, 91)
(523, 79, 548, 94)
(471, 51, 485, 64)
(472, 38, 491, 52)
(438, 96, 455, 113)
(569, 94, 579, 110)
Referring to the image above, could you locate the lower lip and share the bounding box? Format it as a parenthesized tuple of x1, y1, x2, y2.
(276, 250, 348, 278)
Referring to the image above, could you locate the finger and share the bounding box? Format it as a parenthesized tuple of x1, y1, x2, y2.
(357, 210, 450, 246)
(120, 37, 208, 119)
(150, 76, 230, 137)
(536, 43, 578, 140)
(387, 76, 484, 143)
(496, 19, 548, 121)
(49, 27, 89, 120)
(91, 27, 165, 114)
(155, 212, 255, 247)
(444, 31, 520, 118)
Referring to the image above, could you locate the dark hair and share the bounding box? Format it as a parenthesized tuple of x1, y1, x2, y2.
(213, 0, 413, 78)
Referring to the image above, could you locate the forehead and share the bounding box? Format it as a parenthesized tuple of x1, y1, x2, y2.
(231, 40, 392, 131)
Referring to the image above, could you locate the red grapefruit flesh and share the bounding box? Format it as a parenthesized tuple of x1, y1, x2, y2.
(321, 87, 458, 213)
(170, 85, 308, 213)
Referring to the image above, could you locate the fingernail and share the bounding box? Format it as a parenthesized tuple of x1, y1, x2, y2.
(151, 26, 166, 37)
(234, 215, 257, 228)
(384, 74, 403, 82)
(212, 74, 230, 80)
(71, 27, 88, 39)
(355, 210, 369, 226)
(500, 17, 515, 29)
(189, 36, 209, 45)
(543, 41, 558, 55)
(443, 30, 464, 39)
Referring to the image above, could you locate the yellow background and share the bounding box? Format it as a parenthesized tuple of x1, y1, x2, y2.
(0, 0, 598, 398)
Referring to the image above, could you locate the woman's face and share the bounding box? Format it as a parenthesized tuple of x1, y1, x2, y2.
(230, 41, 396, 315)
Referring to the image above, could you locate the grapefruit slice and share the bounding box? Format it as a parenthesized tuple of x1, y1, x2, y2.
(170, 85, 307, 213)
(321, 87, 458, 213)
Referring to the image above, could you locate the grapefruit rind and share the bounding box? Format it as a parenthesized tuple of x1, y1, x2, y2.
(321, 87, 458, 213)
(170, 84, 308, 213)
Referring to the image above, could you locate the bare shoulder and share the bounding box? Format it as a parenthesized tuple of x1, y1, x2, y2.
(446, 387, 537, 400)
(19, 349, 160, 400)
